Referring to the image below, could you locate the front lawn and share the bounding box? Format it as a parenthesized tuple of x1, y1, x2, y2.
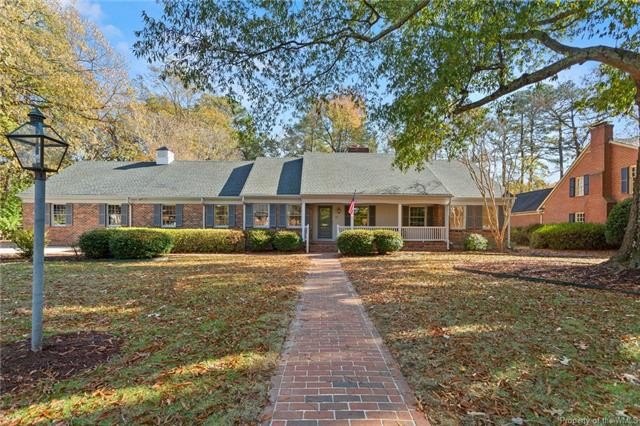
(1, 254, 307, 424)
(341, 252, 640, 424)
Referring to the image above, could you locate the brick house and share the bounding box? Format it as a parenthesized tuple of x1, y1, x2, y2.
(511, 122, 638, 227)
(20, 147, 508, 251)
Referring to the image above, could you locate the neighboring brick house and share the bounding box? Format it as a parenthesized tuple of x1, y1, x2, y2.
(20, 147, 508, 251)
(512, 122, 638, 227)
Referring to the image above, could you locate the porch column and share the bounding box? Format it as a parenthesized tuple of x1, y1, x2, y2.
(397, 204, 402, 232)
(301, 201, 306, 241)
(444, 202, 450, 249)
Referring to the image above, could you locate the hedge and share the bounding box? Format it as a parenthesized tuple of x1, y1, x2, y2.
(511, 224, 543, 247)
(109, 229, 174, 259)
(464, 233, 489, 251)
(530, 223, 610, 250)
(272, 230, 302, 251)
(373, 230, 403, 254)
(246, 229, 274, 251)
(162, 229, 245, 253)
(78, 229, 117, 258)
(337, 230, 375, 256)
(605, 198, 632, 247)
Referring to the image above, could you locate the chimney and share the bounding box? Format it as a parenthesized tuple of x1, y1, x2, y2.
(346, 145, 370, 153)
(589, 121, 613, 149)
(588, 122, 614, 199)
(155, 146, 174, 165)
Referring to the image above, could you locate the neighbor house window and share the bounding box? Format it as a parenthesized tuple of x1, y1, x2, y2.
(575, 176, 585, 197)
(287, 204, 302, 227)
(107, 204, 122, 227)
(253, 203, 269, 227)
(354, 206, 369, 226)
(215, 205, 229, 227)
(409, 207, 425, 226)
(52, 204, 68, 226)
(632, 166, 637, 194)
(450, 206, 465, 229)
(162, 205, 177, 227)
(575, 212, 585, 223)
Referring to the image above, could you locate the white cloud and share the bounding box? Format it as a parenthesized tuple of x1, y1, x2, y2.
(60, 0, 104, 22)
(102, 24, 123, 38)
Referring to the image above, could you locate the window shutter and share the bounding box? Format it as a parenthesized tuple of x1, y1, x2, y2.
(228, 205, 236, 227)
(175, 204, 184, 227)
(98, 203, 106, 226)
(583, 175, 590, 195)
(45, 203, 51, 226)
(205, 205, 214, 227)
(569, 177, 576, 197)
(269, 204, 277, 228)
(279, 204, 287, 227)
(245, 204, 253, 228)
(121, 203, 129, 226)
(369, 205, 376, 226)
(344, 205, 350, 226)
(402, 206, 409, 227)
(66, 204, 73, 225)
(569, 213, 575, 223)
(153, 204, 162, 227)
(621, 167, 629, 194)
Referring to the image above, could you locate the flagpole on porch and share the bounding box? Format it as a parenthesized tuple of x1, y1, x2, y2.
(349, 190, 356, 230)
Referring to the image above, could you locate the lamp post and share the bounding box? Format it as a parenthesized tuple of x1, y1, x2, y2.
(6, 108, 68, 352)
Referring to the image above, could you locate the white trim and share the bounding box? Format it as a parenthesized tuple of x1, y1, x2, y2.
(610, 140, 640, 150)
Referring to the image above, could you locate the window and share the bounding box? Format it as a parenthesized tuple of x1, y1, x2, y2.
(632, 166, 637, 194)
(409, 207, 425, 226)
(575, 176, 585, 197)
(162, 205, 176, 227)
(450, 206, 465, 229)
(52, 204, 68, 226)
(107, 204, 122, 227)
(354, 206, 369, 226)
(287, 204, 302, 227)
(253, 203, 269, 227)
(575, 212, 585, 223)
(214, 205, 229, 227)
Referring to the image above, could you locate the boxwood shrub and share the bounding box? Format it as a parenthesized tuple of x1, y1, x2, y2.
(530, 223, 610, 250)
(511, 224, 543, 247)
(78, 228, 116, 258)
(246, 229, 274, 251)
(605, 198, 632, 247)
(272, 230, 302, 251)
(464, 233, 489, 251)
(163, 229, 245, 253)
(108, 229, 174, 259)
(373, 230, 403, 254)
(337, 230, 375, 256)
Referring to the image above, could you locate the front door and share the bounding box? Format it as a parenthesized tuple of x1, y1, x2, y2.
(318, 206, 332, 239)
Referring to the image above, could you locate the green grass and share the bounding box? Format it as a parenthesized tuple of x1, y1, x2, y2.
(341, 252, 640, 425)
(1, 254, 307, 424)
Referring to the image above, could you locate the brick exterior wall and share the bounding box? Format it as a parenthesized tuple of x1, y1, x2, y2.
(183, 204, 203, 228)
(449, 229, 496, 249)
(22, 203, 103, 246)
(131, 204, 154, 227)
(511, 212, 542, 228)
(402, 241, 447, 251)
(541, 123, 638, 224)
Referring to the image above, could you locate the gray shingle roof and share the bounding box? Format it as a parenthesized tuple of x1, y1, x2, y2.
(241, 157, 302, 196)
(613, 137, 639, 148)
(512, 188, 552, 213)
(21, 160, 253, 199)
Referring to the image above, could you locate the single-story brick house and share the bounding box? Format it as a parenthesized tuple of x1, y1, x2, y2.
(512, 122, 638, 228)
(19, 147, 508, 251)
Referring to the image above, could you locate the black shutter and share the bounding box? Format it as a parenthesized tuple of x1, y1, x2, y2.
(44, 203, 51, 226)
(269, 204, 277, 228)
(279, 204, 287, 227)
(98, 203, 106, 226)
(175, 204, 184, 227)
(621, 167, 629, 194)
(569, 213, 575, 223)
(66, 204, 73, 225)
(402, 206, 409, 227)
(153, 204, 162, 227)
(121, 204, 129, 227)
(583, 175, 590, 195)
(229, 205, 236, 227)
(369, 205, 376, 226)
(569, 177, 576, 197)
(205, 205, 214, 227)
(245, 204, 253, 228)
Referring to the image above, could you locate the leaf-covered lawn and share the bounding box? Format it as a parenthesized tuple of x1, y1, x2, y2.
(340, 252, 640, 425)
(1, 254, 307, 424)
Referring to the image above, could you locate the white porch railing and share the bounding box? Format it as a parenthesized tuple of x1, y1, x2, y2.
(336, 225, 447, 242)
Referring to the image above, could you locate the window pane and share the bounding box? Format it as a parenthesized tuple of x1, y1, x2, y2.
(354, 206, 369, 226)
(576, 176, 584, 196)
(287, 204, 301, 227)
(450, 206, 464, 229)
(108, 204, 122, 226)
(215, 205, 229, 227)
(52, 204, 67, 226)
(409, 207, 425, 226)
(254, 203, 269, 227)
(162, 205, 176, 227)
(576, 212, 585, 223)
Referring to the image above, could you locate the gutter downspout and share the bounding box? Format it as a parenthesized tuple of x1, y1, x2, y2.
(201, 197, 205, 229)
(127, 197, 132, 227)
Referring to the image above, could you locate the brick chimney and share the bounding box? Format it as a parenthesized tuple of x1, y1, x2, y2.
(155, 146, 175, 164)
(346, 145, 370, 153)
(588, 122, 613, 199)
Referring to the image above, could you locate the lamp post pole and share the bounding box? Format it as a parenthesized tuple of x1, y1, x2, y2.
(31, 170, 46, 351)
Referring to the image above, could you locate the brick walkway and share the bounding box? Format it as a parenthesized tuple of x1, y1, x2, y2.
(261, 254, 429, 426)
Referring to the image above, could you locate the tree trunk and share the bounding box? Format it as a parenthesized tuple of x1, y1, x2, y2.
(614, 80, 640, 268)
(558, 120, 564, 178)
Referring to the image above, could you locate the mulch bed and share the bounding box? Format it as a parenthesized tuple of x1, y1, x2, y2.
(456, 259, 640, 295)
(0, 331, 121, 394)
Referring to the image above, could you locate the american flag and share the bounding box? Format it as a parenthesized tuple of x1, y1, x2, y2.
(347, 192, 356, 216)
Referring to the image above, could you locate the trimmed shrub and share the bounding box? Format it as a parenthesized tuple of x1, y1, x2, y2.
(605, 198, 632, 247)
(109, 229, 174, 259)
(511, 223, 543, 246)
(373, 230, 403, 254)
(272, 230, 302, 251)
(11, 229, 48, 258)
(337, 230, 375, 256)
(78, 229, 116, 258)
(246, 229, 274, 251)
(163, 229, 245, 253)
(530, 223, 609, 250)
(464, 233, 489, 251)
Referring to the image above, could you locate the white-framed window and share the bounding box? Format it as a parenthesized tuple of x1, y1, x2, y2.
(214, 205, 229, 227)
(162, 205, 177, 227)
(575, 176, 585, 197)
(253, 203, 269, 227)
(287, 204, 302, 227)
(449, 206, 465, 229)
(409, 206, 425, 226)
(575, 212, 585, 223)
(354, 206, 369, 226)
(107, 204, 122, 227)
(52, 204, 68, 226)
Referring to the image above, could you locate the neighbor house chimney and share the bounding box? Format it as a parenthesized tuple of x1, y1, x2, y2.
(347, 145, 370, 153)
(588, 122, 613, 199)
(155, 146, 174, 165)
